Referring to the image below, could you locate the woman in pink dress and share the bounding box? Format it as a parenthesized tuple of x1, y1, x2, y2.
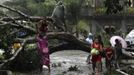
(36, 18, 51, 72)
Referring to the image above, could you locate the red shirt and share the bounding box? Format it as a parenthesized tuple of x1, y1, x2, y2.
(105, 47, 113, 60)
(91, 43, 102, 62)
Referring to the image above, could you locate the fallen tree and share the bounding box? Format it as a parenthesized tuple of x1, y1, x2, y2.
(0, 32, 91, 70)
(0, 4, 133, 71)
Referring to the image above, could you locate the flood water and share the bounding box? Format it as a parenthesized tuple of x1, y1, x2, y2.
(13, 50, 134, 75)
(49, 50, 134, 75)
(49, 50, 93, 75)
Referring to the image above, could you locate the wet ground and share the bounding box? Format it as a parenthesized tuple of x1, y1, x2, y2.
(49, 50, 92, 75)
(13, 50, 134, 75)
(13, 50, 93, 75)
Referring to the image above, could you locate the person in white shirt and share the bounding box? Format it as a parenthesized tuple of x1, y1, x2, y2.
(86, 33, 93, 45)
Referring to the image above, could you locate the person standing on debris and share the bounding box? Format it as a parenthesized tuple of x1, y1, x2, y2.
(91, 38, 103, 75)
(36, 17, 53, 72)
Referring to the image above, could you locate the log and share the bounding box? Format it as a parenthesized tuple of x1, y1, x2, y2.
(49, 42, 90, 54)
(1, 17, 43, 22)
(20, 32, 91, 53)
(116, 69, 129, 75)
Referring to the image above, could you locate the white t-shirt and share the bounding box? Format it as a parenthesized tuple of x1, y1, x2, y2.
(86, 38, 93, 45)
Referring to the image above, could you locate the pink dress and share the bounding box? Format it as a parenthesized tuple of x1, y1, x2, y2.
(37, 35, 50, 66)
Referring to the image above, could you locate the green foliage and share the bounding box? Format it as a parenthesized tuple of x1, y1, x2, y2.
(25, 44, 36, 50)
(34, 0, 46, 3)
(77, 20, 89, 33)
(3, 0, 56, 16)
(0, 25, 15, 49)
(95, 8, 107, 14)
(64, 0, 82, 23)
(26, 0, 56, 16)
(103, 34, 110, 47)
(127, 7, 134, 14)
(104, 0, 123, 14)
(42, 0, 56, 16)
(64, 0, 80, 5)
(4, 0, 30, 16)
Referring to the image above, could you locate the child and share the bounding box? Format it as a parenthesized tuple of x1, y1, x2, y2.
(36, 18, 53, 72)
(105, 43, 114, 72)
(91, 38, 103, 75)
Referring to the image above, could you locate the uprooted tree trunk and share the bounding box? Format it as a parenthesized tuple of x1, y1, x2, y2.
(0, 32, 90, 69)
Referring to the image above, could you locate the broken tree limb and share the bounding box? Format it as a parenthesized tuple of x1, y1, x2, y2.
(1, 16, 43, 22)
(0, 5, 44, 22)
(0, 4, 30, 18)
(0, 12, 36, 33)
(0, 22, 36, 33)
(116, 69, 129, 75)
(0, 22, 19, 27)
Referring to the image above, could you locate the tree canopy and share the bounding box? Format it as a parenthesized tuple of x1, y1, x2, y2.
(104, 0, 123, 14)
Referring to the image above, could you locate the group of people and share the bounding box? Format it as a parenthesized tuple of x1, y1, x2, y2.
(36, 17, 123, 75)
(86, 33, 123, 75)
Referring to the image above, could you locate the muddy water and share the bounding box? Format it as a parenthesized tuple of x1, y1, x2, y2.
(50, 50, 93, 75)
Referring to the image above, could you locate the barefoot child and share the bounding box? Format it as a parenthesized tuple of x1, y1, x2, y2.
(91, 38, 103, 75)
(105, 43, 114, 72)
(36, 18, 53, 72)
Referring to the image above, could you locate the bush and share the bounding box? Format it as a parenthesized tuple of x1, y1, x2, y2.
(77, 20, 89, 33)
(95, 8, 106, 14)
